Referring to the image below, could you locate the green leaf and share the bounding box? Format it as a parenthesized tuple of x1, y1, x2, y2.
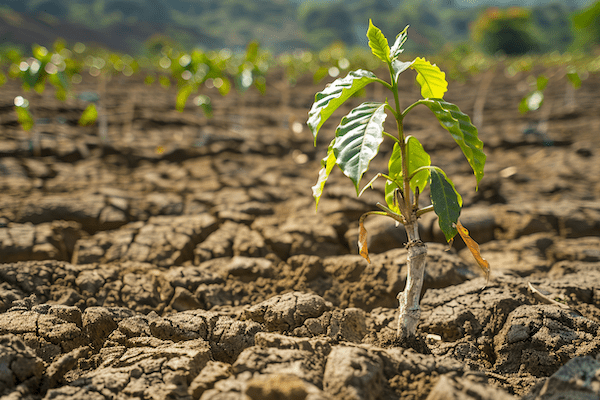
(536, 75, 548, 91)
(194, 95, 213, 117)
(334, 102, 387, 194)
(367, 19, 390, 63)
(390, 25, 409, 60)
(421, 99, 486, 188)
(384, 180, 400, 213)
(405, 136, 431, 194)
(429, 168, 461, 242)
(78, 103, 98, 126)
(519, 90, 544, 113)
(312, 139, 337, 210)
(307, 70, 378, 143)
(566, 67, 582, 89)
(15, 106, 34, 131)
(411, 57, 448, 99)
(384, 136, 430, 208)
(176, 85, 193, 112)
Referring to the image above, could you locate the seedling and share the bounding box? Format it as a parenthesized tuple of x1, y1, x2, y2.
(308, 21, 489, 340)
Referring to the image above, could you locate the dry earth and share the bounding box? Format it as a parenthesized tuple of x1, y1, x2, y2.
(1, 65, 600, 400)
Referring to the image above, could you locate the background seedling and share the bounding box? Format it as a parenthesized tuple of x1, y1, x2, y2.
(308, 20, 489, 340)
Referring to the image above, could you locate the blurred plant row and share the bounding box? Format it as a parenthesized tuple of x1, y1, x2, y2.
(1, 27, 600, 133)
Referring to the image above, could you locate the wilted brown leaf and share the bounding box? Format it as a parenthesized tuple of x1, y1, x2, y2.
(358, 216, 370, 263)
(456, 220, 489, 281)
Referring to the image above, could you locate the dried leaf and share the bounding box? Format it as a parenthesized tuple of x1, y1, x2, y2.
(358, 215, 370, 263)
(455, 220, 489, 281)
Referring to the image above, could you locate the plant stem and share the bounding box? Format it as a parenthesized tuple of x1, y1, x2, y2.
(389, 65, 428, 340)
(397, 214, 427, 339)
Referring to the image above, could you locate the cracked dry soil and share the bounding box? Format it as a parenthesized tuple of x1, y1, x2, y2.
(1, 66, 600, 400)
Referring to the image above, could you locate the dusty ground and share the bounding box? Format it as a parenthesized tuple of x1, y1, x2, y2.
(1, 64, 600, 400)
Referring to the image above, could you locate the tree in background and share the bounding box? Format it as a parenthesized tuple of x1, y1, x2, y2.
(572, 0, 600, 51)
(297, 1, 356, 50)
(471, 7, 542, 55)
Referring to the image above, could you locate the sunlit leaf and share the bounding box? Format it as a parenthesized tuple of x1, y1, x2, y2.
(245, 40, 260, 64)
(456, 220, 490, 281)
(384, 180, 401, 213)
(390, 25, 409, 61)
(312, 66, 329, 84)
(519, 90, 544, 113)
(405, 136, 431, 194)
(367, 19, 390, 63)
(217, 77, 231, 96)
(411, 57, 448, 99)
(386, 136, 431, 197)
(78, 103, 98, 126)
(15, 106, 34, 131)
(312, 139, 337, 210)
(536, 74, 548, 91)
(176, 85, 193, 112)
(392, 59, 414, 83)
(429, 168, 462, 242)
(566, 67, 582, 89)
(308, 70, 378, 143)
(333, 102, 386, 194)
(421, 99, 486, 188)
(194, 95, 212, 117)
(159, 75, 171, 88)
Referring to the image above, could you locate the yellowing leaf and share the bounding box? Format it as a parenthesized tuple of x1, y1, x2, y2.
(411, 57, 448, 99)
(79, 103, 98, 126)
(456, 220, 489, 281)
(358, 214, 370, 263)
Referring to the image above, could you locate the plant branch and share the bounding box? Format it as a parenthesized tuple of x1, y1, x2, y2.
(376, 202, 406, 224)
(401, 99, 427, 119)
(383, 131, 400, 143)
(416, 205, 434, 217)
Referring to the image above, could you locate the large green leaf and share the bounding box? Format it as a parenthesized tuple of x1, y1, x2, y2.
(312, 139, 337, 210)
(421, 99, 486, 188)
(429, 168, 462, 242)
(411, 57, 448, 99)
(390, 25, 409, 61)
(367, 19, 390, 63)
(333, 102, 387, 194)
(308, 70, 378, 143)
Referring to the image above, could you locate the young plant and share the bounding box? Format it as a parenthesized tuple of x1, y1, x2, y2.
(308, 21, 489, 340)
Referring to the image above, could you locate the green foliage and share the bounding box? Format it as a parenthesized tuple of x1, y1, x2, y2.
(572, 0, 600, 50)
(333, 102, 387, 194)
(420, 99, 485, 188)
(15, 102, 34, 131)
(298, 1, 356, 49)
(79, 103, 98, 126)
(429, 168, 462, 241)
(471, 7, 542, 55)
(307, 69, 378, 143)
(310, 21, 486, 244)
